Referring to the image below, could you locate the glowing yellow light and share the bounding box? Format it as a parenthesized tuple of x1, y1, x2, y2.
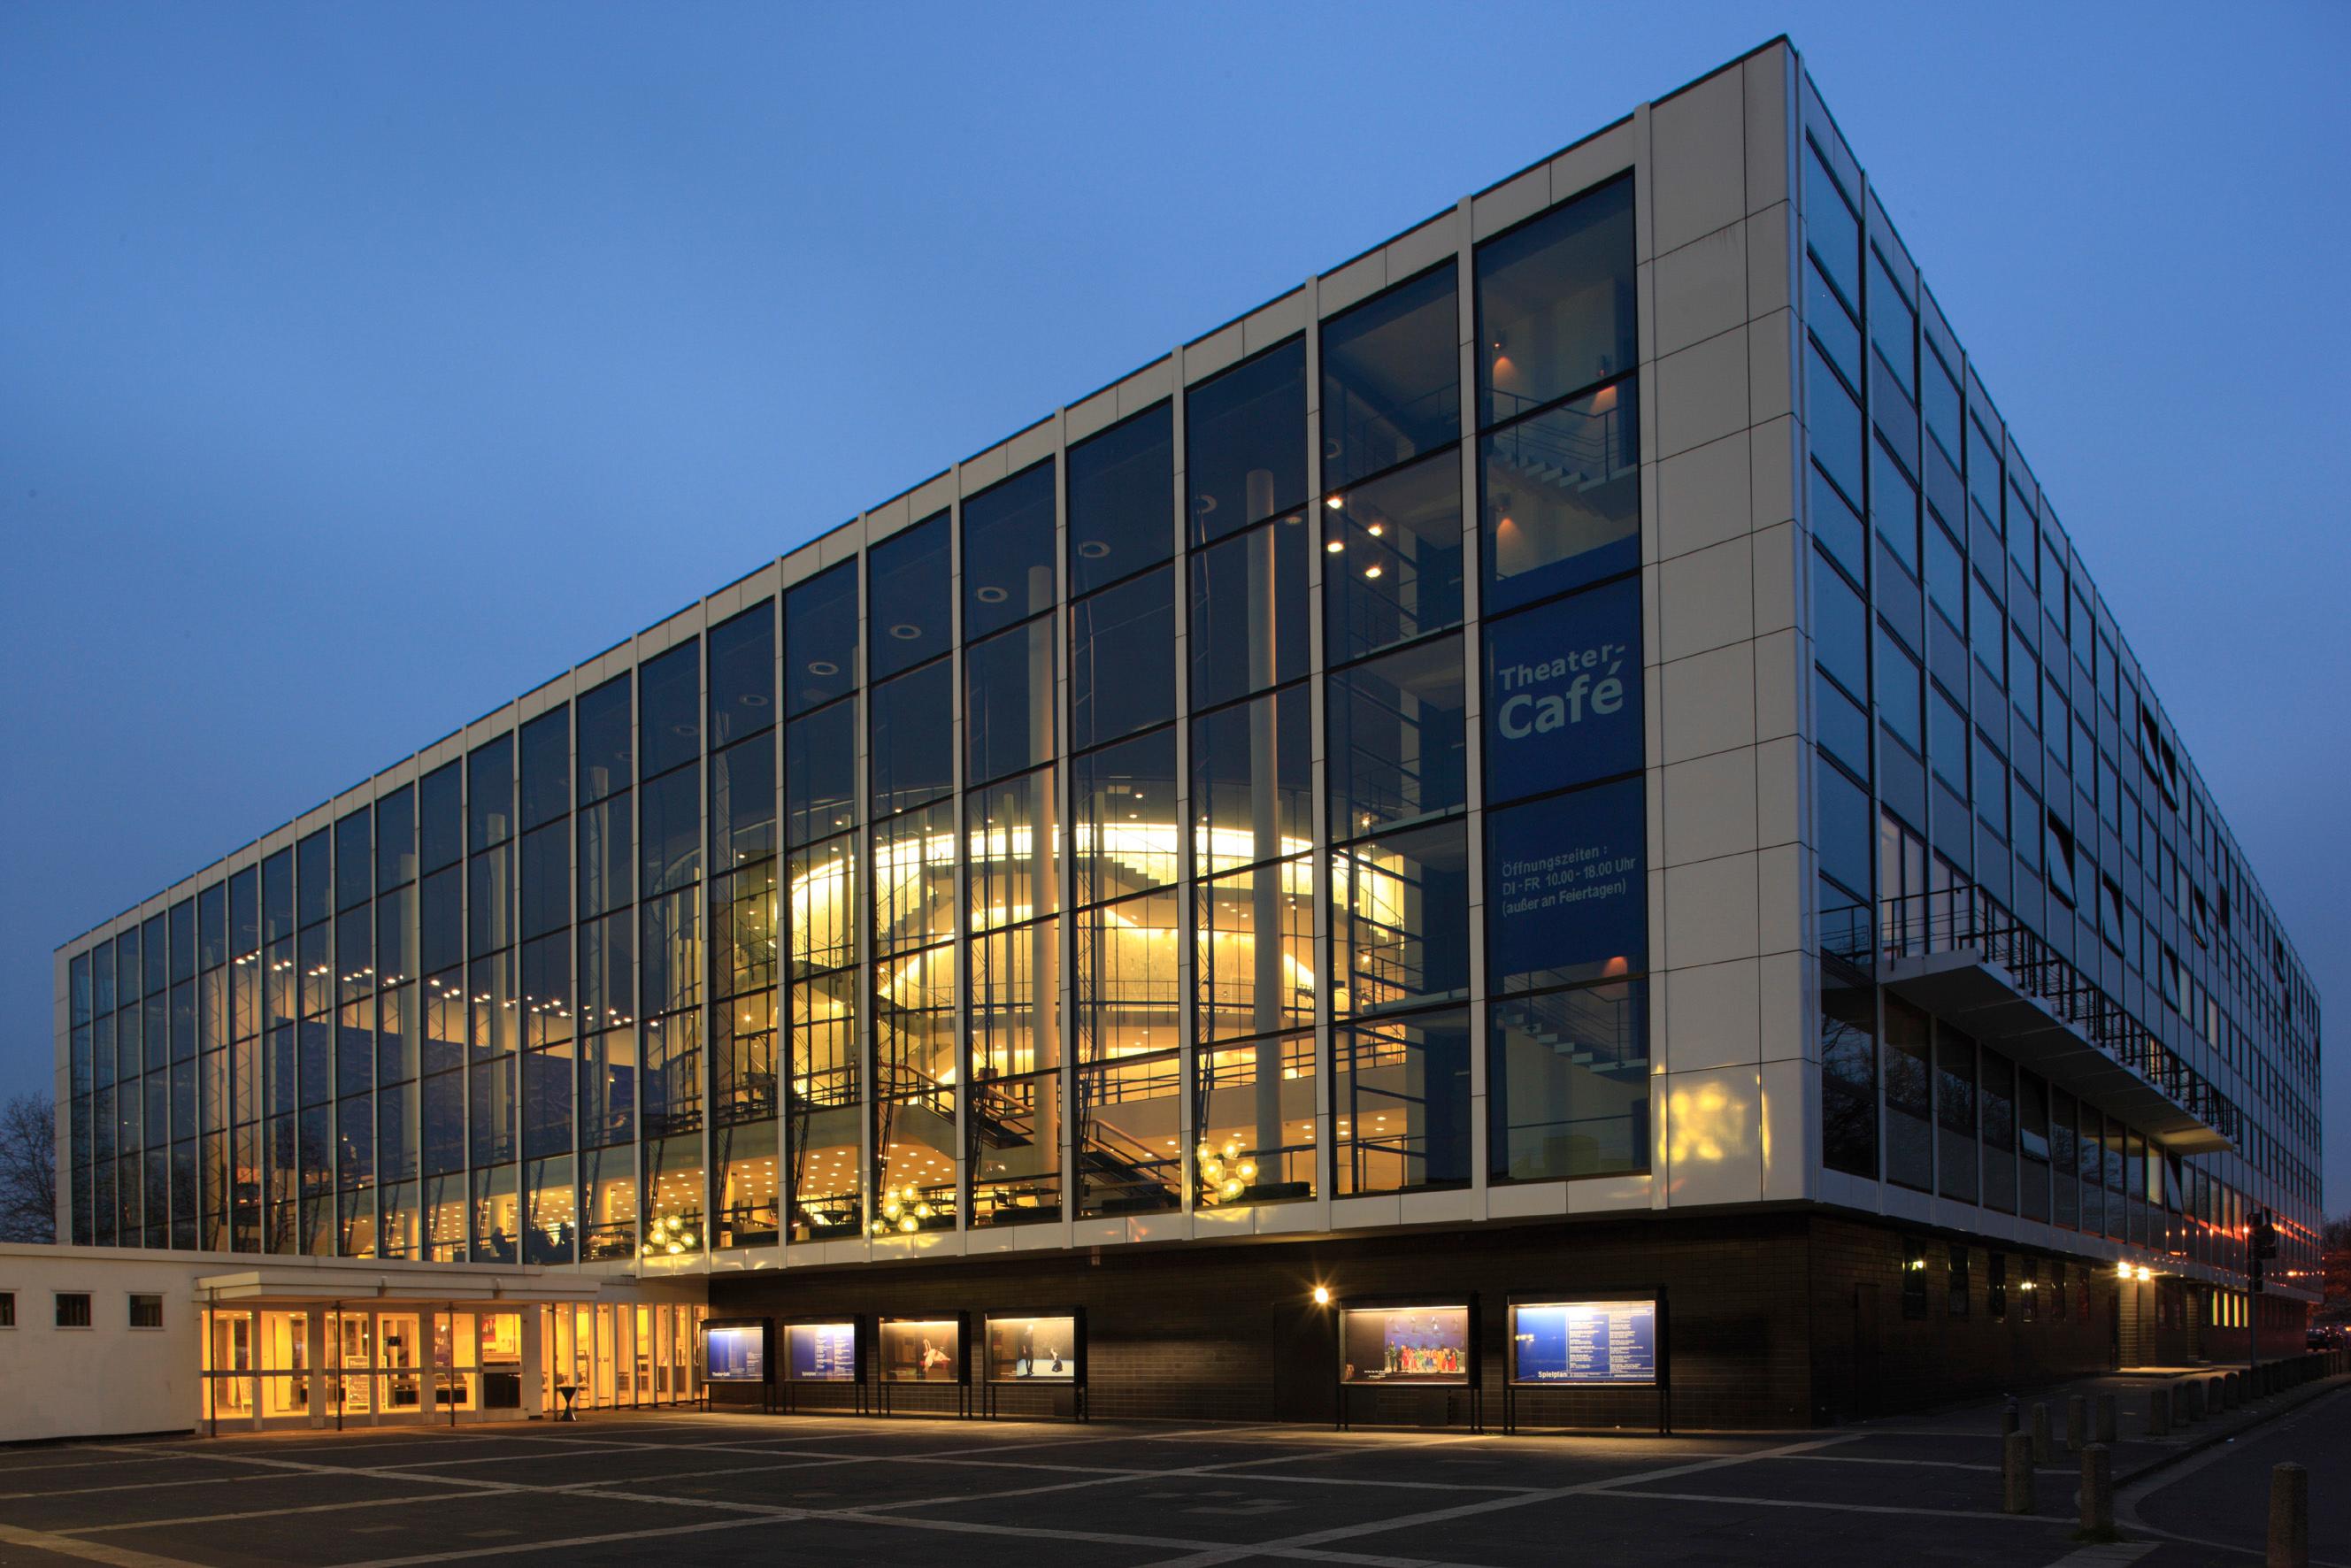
(898, 1214, 918, 1234)
(1311, 1286, 1331, 1306)
(1237, 1161, 1256, 1180)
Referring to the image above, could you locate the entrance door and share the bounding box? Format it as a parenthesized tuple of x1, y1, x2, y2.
(378, 1313, 424, 1419)
(1851, 1283, 1883, 1419)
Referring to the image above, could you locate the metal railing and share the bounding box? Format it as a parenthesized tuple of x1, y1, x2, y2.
(1840, 884, 2239, 1143)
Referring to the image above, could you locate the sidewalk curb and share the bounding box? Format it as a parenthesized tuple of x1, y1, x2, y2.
(2111, 1374, 2347, 1489)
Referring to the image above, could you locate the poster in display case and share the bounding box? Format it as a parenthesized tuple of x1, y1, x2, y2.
(784, 1319, 861, 1383)
(876, 1314, 968, 1418)
(702, 1318, 774, 1394)
(1339, 1303, 1474, 1386)
(983, 1312, 1081, 1383)
(1501, 1289, 1670, 1434)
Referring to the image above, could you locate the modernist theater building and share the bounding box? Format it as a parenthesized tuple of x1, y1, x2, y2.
(24, 38, 2321, 1441)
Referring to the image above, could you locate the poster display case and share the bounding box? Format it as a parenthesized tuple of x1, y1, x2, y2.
(1501, 1289, 1670, 1433)
(779, 1318, 867, 1414)
(702, 1318, 775, 1410)
(877, 1313, 969, 1417)
(980, 1309, 1087, 1421)
(1333, 1297, 1480, 1430)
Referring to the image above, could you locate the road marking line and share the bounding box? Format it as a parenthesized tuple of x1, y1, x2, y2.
(0, 1519, 209, 1568)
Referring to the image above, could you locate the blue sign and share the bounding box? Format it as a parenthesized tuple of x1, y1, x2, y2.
(1487, 777, 1646, 994)
(1513, 1300, 1657, 1385)
(787, 1321, 857, 1382)
(1484, 576, 1641, 806)
(705, 1324, 767, 1383)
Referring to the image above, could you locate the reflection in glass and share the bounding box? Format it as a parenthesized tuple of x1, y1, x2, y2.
(1187, 341, 1304, 544)
(963, 460, 1056, 638)
(787, 702, 857, 845)
(872, 800, 957, 956)
(1068, 402, 1172, 596)
(785, 560, 858, 717)
(638, 642, 701, 780)
(1074, 889, 1178, 1064)
(714, 1121, 779, 1249)
(707, 601, 774, 747)
(968, 768, 1058, 932)
(1191, 519, 1308, 710)
(1334, 1008, 1472, 1195)
(870, 662, 955, 816)
(1322, 265, 1460, 489)
(1070, 567, 1175, 751)
(987, 1314, 1078, 1381)
(966, 614, 1057, 786)
(1192, 687, 1311, 876)
(868, 513, 951, 680)
(970, 918, 1059, 1079)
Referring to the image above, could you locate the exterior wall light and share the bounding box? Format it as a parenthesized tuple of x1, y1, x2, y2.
(1311, 1286, 1331, 1306)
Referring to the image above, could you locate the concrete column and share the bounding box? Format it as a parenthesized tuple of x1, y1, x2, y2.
(420, 1308, 439, 1420)
(2001, 1432, 2034, 1514)
(2269, 1462, 2307, 1568)
(521, 1305, 545, 1418)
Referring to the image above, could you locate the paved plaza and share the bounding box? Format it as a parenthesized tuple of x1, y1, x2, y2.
(0, 1380, 2339, 1568)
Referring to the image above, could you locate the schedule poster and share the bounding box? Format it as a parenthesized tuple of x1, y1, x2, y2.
(704, 1324, 768, 1383)
(786, 1321, 857, 1383)
(1511, 1300, 1657, 1386)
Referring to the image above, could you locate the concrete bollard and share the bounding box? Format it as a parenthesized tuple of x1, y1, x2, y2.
(2180, 1379, 2203, 1423)
(2003, 1430, 2036, 1514)
(2147, 1385, 2170, 1437)
(2001, 1394, 2019, 1436)
(2079, 1443, 2114, 1537)
(2032, 1402, 2052, 1464)
(2226, 1372, 2241, 1409)
(2211, 1375, 2228, 1417)
(2066, 1393, 2086, 1452)
(2269, 1462, 2308, 1568)
(2094, 1392, 2117, 1445)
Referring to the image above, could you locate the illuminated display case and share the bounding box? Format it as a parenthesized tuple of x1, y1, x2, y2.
(702, 1318, 774, 1393)
(1501, 1289, 1670, 1434)
(1334, 1296, 1480, 1430)
(980, 1309, 1088, 1421)
(777, 1316, 866, 1416)
(878, 1313, 969, 1417)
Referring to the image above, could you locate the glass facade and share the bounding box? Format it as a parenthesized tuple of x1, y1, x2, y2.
(54, 169, 1657, 1264)
(1798, 82, 2320, 1300)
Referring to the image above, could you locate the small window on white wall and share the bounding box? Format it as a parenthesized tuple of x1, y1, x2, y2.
(0, 1290, 16, 1327)
(55, 1292, 92, 1328)
(128, 1294, 164, 1330)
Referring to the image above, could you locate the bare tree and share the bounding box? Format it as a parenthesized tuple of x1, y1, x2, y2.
(0, 1092, 58, 1243)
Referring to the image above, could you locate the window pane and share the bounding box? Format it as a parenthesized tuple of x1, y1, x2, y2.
(785, 559, 858, 717)
(519, 707, 570, 831)
(639, 766, 700, 897)
(1323, 447, 1464, 664)
(1328, 634, 1466, 839)
(1480, 377, 1639, 612)
(1486, 779, 1646, 995)
(1490, 981, 1648, 1180)
(970, 917, 1059, 1079)
(788, 834, 856, 977)
(576, 793, 633, 919)
(374, 789, 416, 891)
(520, 822, 569, 940)
(874, 942, 954, 1102)
(580, 1029, 636, 1149)
(1322, 265, 1459, 489)
(1333, 821, 1470, 1016)
(1334, 1007, 1471, 1195)
(1077, 1055, 1181, 1217)
(868, 513, 951, 680)
(1195, 1034, 1315, 1205)
(786, 701, 857, 846)
(1067, 401, 1172, 596)
(1190, 518, 1308, 710)
(1196, 857, 1312, 1042)
(965, 613, 1058, 786)
(1070, 566, 1175, 751)
(1476, 176, 1635, 427)
(1819, 973, 1877, 1179)
(1484, 576, 1641, 804)
(969, 1072, 1060, 1226)
(1187, 340, 1304, 544)
(968, 766, 1058, 932)
(872, 799, 956, 956)
(1074, 888, 1178, 1063)
(709, 600, 776, 746)
(467, 737, 513, 855)
(712, 735, 776, 870)
(639, 642, 701, 780)
(1072, 726, 1178, 904)
(1191, 686, 1310, 875)
(580, 911, 635, 1038)
(870, 662, 954, 816)
(577, 674, 632, 805)
(335, 811, 372, 912)
(963, 460, 1056, 639)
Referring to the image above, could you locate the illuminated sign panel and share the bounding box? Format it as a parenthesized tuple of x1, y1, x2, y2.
(1510, 1299, 1657, 1386)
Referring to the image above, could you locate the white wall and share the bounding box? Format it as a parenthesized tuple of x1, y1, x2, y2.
(0, 1245, 207, 1443)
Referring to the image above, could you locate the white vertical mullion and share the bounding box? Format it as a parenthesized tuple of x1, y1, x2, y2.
(1455, 196, 1491, 1211)
(1170, 355, 1195, 1225)
(1302, 280, 1333, 1229)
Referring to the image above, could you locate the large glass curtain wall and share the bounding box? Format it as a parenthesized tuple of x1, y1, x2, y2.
(63, 171, 1661, 1260)
(1797, 108, 2310, 1283)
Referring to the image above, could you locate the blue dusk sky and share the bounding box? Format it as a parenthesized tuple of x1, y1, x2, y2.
(3, 3, 2344, 1211)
